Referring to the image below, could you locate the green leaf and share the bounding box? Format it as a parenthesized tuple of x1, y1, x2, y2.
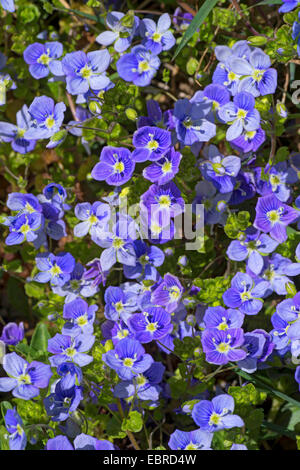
(30, 322, 50, 355)
(0, 425, 9, 450)
(234, 368, 300, 409)
(247, 36, 268, 46)
(121, 411, 143, 433)
(25, 282, 45, 299)
(173, 0, 219, 59)
(0, 402, 12, 421)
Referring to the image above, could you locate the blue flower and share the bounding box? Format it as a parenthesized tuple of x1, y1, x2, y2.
(34, 252, 76, 286)
(5, 213, 43, 245)
(227, 227, 279, 275)
(51, 262, 99, 302)
(229, 49, 277, 97)
(173, 98, 216, 146)
(223, 272, 269, 315)
(104, 286, 137, 322)
(44, 375, 83, 422)
(23, 42, 63, 79)
(141, 181, 184, 221)
(203, 306, 244, 331)
(0, 322, 24, 345)
(91, 146, 135, 186)
(255, 161, 298, 203)
(116, 45, 160, 87)
(275, 292, 300, 341)
(218, 92, 261, 141)
(123, 240, 165, 281)
(95, 215, 137, 271)
(0, 105, 37, 154)
(114, 361, 165, 402)
(4, 408, 27, 450)
(96, 11, 140, 53)
(25, 96, 66, 140)
(62, 50, 111, 95)
(202, 328, 246, 365)
(254, 194, 299, 243)
(140, 13, 175, 55)
(48, 333, 95, 367)
(251, 253, 300, 296)
(132, 125, 171, 162)
(102, 337, 153, 380)
(46, 436, 74, 450)
(0, 352, 52, 400)
(151, 273, 183, 313)
(213, 41, 251, 95)
(199, 144, 241, 193)
(168, 429, 212, 450)
(192, 394, 244, 432)
(128, 307, 172, 343)
(143, 147, 181, 185)
(193, 180, 231, 225)
(74, 201, 110, 240)
(62, 298, 97, 337)
(237, 329, 274, 373)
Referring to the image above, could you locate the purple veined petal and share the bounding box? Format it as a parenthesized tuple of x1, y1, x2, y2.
(66, 76, 89, 95)
(0, 377, 17, 392)
(270, 223, 287, 243)
(247, 251, 264, 275)
(244, 109, 260, 131)
(241, 298, 263, 315)
(48, 60, 64, 77)
(114, 37, 132, 53)
(234, 92, 255, 111)
(277, 298, 297, 322)
(238, 76, 260, 98)
(215, 45, 231, 62)
(29, 63, 49, 79)
(87, 49, 111, 74)
(74, 202, 92, 220)
(75, 334, 95, 353)
(212, 394, 235, 414)
(227, 240, 248, 262)
(27, 362, 52, 388)
(222, 414, 244, 429)
(117, 244, 136, 266)
(96, 31, 119, 46)
(74, 221, 90, 238)
(12, 384, 40, 400)
(226, 119, 243, 141)
(3, 352, 28, 377)
(287, 321, 300, 341)
(116, 53, 138, 82)
(258, 234, 279, 254)
(223, 288, 242, 308)
(157, 13, 171, 32)
(283, 263, 300, 276)
(45, 42, 63, 59)
(249, 49, 271, 70)
(227, 348, 247, 362)
(91, 161, 112, 181)
(100, 247, 116, 271)
(89, 74, 111, 91)
(5, 232, 24, 246)
(23, 43, 45, 65)
(0, 121, 17, 142)
(218, 102, 237, 123)
(229, 57, 252, 76)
